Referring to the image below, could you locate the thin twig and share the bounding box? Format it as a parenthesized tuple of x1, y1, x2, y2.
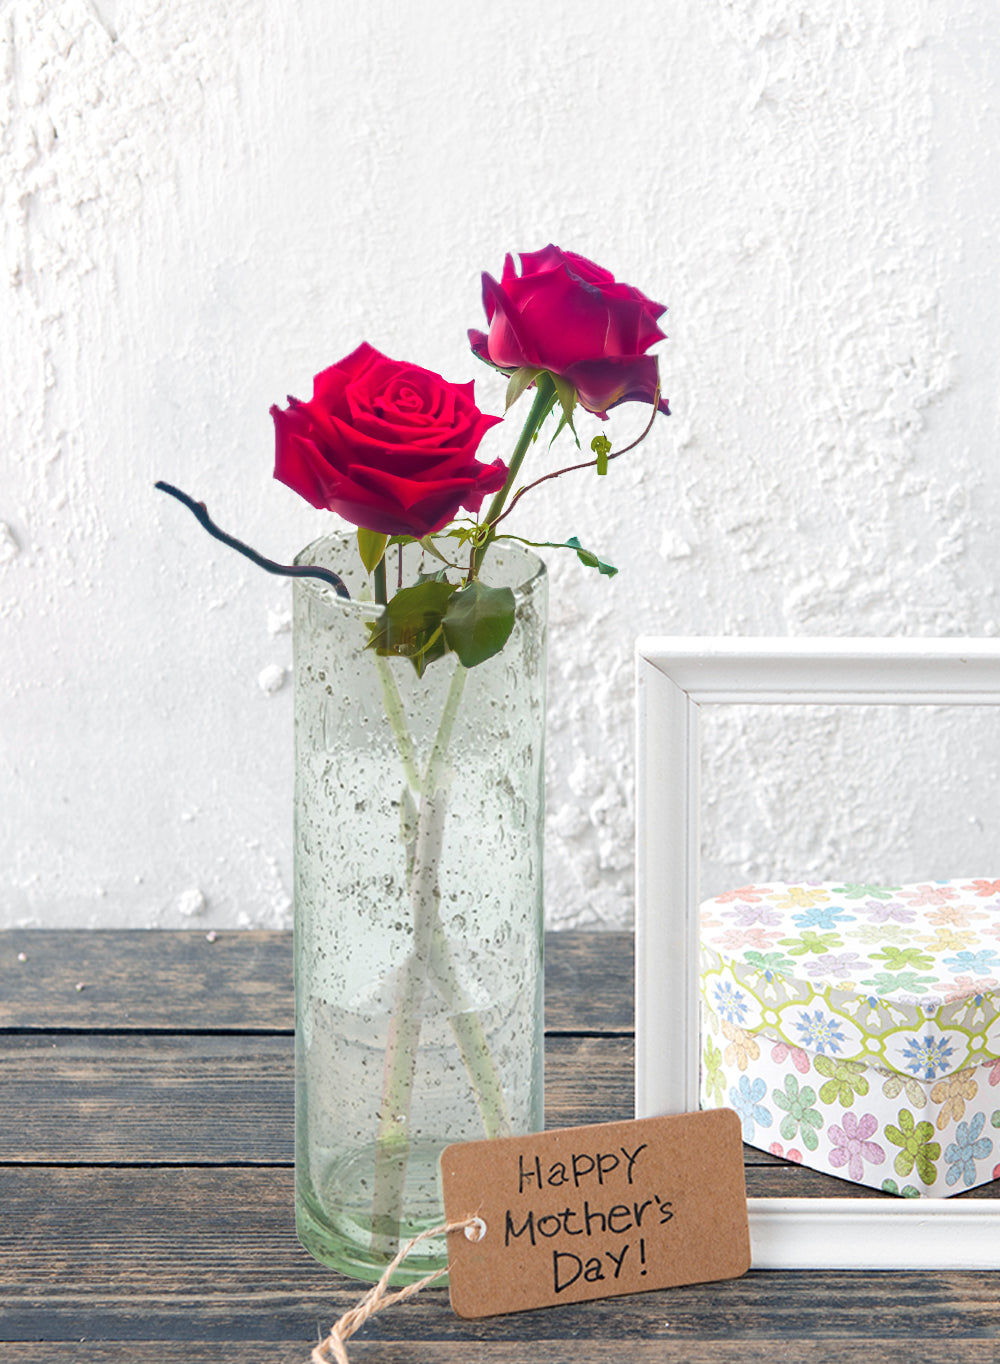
(491, 380, 662, 529)
(155, 481, 351, 598)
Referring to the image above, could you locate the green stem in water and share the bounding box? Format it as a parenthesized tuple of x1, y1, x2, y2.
(428, 920, 512, 1139)
(374, 655, 421, 793)
(370, 661, 468, 1257)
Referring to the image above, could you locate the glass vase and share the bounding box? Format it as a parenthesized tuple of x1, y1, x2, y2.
(292, 534, 547, 1284)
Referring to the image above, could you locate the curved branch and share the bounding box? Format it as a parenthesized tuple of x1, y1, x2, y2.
(155, 481, 350, 598)
(491, 381, 662, 530)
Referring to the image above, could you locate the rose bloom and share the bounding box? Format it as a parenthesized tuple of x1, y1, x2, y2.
(469, 244, 670, 418)
(271, 342, 506, 538)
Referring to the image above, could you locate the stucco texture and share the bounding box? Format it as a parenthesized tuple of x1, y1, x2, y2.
(2, 0, 1000, 927)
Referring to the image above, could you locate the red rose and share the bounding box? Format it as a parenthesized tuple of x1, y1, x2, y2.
(271, 343, 506, 538)
(469, 245, 670, 419)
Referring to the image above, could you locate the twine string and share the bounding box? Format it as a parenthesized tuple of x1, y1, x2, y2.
(311, 1216, 481, 1364)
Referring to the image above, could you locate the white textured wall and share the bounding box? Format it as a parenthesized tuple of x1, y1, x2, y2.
(3, 0, 1000, 929)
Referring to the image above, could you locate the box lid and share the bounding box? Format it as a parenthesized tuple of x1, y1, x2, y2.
(699, 880, 1000, 1080)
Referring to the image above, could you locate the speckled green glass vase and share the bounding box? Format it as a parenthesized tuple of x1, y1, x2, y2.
(292, 534, 546, 1285)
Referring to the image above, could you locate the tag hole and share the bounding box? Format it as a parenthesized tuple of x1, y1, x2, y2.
(465, 1217, 486, 1243)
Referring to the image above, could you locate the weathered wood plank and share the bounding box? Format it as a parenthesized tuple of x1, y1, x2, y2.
(4, 1029, 996, 1203)
(0, 931, 633, 1035)
(0, 1345, 998, 1364)
(0, 1034, 633, 1163)
(1, 1169, 998, 1349)
(543, 930, 633, 1033)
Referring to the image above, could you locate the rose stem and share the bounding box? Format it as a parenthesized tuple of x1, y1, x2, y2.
(373, 556, 388, 606)
(153, 482, 351, 597)
(428, 920, 512, 1138)
(472, 375, 557, 576)
(370, 661, 468, 1256)
(491, 379, 663, 529)
(376, 654, 513, 1135)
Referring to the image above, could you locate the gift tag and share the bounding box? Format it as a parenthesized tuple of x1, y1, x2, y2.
(441, 1108, 750, 1318)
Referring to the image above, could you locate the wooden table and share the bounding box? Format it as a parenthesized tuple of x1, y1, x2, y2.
(1, 930, 997, 1363)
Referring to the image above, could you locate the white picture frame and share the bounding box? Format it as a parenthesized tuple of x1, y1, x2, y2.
(634, 636, 1000, 1270)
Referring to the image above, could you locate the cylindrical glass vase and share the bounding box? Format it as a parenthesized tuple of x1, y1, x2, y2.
(292, 534, 546, 1284)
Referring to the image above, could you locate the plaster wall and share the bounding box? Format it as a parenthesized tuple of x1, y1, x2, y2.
(2, 0, 1000, 928)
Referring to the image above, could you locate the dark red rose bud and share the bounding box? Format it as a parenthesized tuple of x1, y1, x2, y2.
(469, 245, 670, 419)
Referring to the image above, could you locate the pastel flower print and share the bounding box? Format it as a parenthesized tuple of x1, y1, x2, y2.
(744, 949, 797, 981)
(880, 1178, 921, 1198)
(779, 929, 844, 957)
(792, 1010, 847, 1056)
(828, 1112, 885, 1181)
(885, 1110, 941, 1185)
(988, 1058, 1000, 1087)
(851, 916, 911, 949)
(714, 885, 772, 903)
(730, 1075, 772, 1143)
(772, 1074, 823, 1152)
(963, 879, 1000, 898)
(944, 1112, 993, 1189)
(943, 949, 1000, 978)
(899, 884, 958, 908)
(702, 1036, 725, 1107)
(730, 903, 783, 928)
(712, 981, 748, 1025)
(832, 884, 900, 901)
(769, 1141, 803, 1163)
(861, 971, 937, 998)
(714, 927, 782, 952)
(803, 952, 862, 981)
(770, 1040, 811, 1074)
(901, 1034, 956, 1081)
(882, 1070, 929, 1110)
(870, 944, 935, 973)
(921, 928, 979, 954)
(770, 887, 830, 910)
(722, 1020, 760, 1072)
(815, 1056, 870, 1108)
(930, 1069, 979, 1130)
(943, 976, 998, 1010)
(858, 899, 916, 925)
(926, 904, 986, 928)
(855, 923, 912, 947)
(790, 905, 857, 931)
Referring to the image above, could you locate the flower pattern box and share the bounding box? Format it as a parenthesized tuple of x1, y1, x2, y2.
(699, 880, 1000, 1197)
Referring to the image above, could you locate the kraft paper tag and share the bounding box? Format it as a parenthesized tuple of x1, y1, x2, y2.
(440, 1108, 750, 1318)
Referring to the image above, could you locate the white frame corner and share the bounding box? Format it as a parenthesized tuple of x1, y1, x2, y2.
(635, 636, 1000, 1270)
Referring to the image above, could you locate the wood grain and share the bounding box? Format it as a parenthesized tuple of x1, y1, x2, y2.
(0, 930, 631, 1034)
(0, 1034, 632, 1163)
(3, 1167, 999, 1348)
(1, 929, 998, 1363)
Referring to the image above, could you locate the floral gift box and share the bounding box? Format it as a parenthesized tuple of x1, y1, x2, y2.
(699, 880, 1000, 1197)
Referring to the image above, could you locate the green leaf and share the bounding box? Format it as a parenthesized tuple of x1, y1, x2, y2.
(365, 579, 457, 676)
(550, 372, 577, 422)
(564, 536, 618, 577)
(442, 581, 516, 668)
(418, 536, 450, 564)
(547, 372, 579, 447)
(548, 407, 580, 449)
(505, 367, 542, 410)
(357, 528, 388, 576)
